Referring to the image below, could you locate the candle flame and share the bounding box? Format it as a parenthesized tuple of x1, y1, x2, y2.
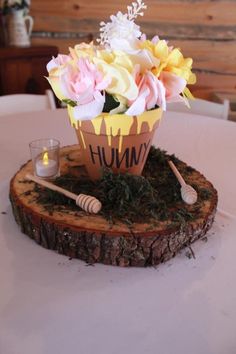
(43, 151, 49, 165)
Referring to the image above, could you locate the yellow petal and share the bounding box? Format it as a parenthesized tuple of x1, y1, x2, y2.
(93, 58, 138, 100)
(140, 39, 154, 53)
(154, 40, 169, 59)
(167, 48, 183, 66)
(183, 87, 195, 100)
(113, 51, 134, 72)
(188, 72, 197, 85)
(152, 62, 167, 77)
(97, 50, 114, 63)
(184, 57, 193, 68)
(46, 76, 68, 101)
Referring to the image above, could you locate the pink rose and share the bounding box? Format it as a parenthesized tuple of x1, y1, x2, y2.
(126, 68, 166, 115)
(47, 57, 111, 120)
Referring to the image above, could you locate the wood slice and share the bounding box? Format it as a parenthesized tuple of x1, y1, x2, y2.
(9, 145, 218, 267)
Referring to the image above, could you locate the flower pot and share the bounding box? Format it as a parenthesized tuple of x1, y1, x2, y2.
(68, 107, 162, 180)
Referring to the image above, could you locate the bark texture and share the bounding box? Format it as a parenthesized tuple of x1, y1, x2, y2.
(9, 145, 218, 267)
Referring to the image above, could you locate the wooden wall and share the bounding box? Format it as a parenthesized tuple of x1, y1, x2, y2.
(30, 0, 236, 100)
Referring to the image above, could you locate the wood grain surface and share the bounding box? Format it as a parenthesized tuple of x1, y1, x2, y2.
(10, 145, 218, 267)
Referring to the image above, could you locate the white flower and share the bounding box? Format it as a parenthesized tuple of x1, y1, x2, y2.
(99, 12, 141, 47)
(98, 0, 147, 48)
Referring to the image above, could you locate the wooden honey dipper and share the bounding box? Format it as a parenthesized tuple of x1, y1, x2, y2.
(25, 173, 102, 214)
(168, 160, 198, 205)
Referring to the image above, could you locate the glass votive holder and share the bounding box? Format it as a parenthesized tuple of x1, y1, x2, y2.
(29, 138, 60, 179)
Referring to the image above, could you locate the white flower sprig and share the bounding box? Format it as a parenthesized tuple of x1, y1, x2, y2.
(98, 0, 147, 46)
(127, 0, 147, 20)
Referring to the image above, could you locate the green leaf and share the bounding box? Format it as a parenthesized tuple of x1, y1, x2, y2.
(62, 99, 77, 107)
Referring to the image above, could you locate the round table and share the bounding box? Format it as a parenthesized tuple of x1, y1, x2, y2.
(0, 109, 236, 354)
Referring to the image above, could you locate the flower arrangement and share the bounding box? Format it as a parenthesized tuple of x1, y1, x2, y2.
(1, 0, 30, 15)
(46, 0, 196, 121)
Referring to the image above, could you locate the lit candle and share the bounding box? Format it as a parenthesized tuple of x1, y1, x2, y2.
(35, 151, 57, 178)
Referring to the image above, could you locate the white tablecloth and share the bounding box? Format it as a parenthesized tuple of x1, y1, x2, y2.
(0, 109, 236, 354)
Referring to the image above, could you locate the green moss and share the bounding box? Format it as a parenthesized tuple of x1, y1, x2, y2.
(33, 146, 211, 225)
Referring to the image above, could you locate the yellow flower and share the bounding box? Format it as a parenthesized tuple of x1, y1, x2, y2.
(140, 39, 196, 85)
(69, 42, 97, 60)
(140, 39, 169, 75)
(166, 48, 196, 84)
(113, 50, 135, 73)
(93, 50, 138, 101)
(97, 49, 134, 73)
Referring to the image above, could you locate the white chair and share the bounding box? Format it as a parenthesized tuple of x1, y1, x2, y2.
(0, 89, 56, 116)
(167, 98, 229, 120)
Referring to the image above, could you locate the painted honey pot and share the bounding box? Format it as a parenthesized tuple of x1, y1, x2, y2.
(68, 107, 162, 180)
